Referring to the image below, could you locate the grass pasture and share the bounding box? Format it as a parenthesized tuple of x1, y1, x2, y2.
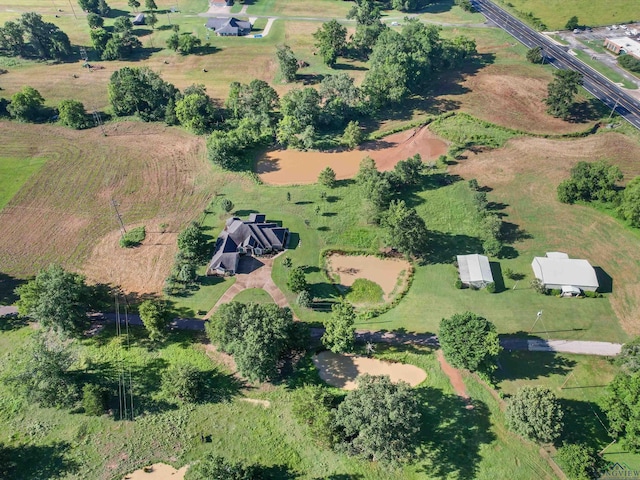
(232, 288, 275, 304)
(0, 156, 47, 211)
(495, 0, 639, 30)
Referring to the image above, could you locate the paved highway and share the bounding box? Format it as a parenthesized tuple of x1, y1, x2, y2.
(472, 0, 640, 130)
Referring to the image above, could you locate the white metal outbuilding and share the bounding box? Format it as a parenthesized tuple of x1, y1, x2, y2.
(457, 254, 494, 288)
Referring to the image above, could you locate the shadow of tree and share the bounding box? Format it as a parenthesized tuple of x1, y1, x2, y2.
(424, 231, 483, 264)
(495, 350, 576, 382)
(415, 387, 495, 479)
(560, 398, 611, 449)
(0, 442, 79, 479)
(0, 272, 24, 306)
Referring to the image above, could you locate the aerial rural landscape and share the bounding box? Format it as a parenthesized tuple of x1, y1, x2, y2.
(1, 0, 640, 477)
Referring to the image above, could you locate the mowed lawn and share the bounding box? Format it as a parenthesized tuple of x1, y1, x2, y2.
(498, 0, 638, 29)
(0, 156, 47, 211)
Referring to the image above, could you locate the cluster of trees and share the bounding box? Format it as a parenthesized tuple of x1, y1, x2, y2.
(526, 46, 544, 64)
(618, 54, 640, 74)
(164, 222, 209, 296)
(1, 86, 89, 128)
(545, 69, 583, 120)
(185, 454, 269, 480)
(0, 13, 71, 60)
(292, 375, 421, 464)
(557, 160, 640, 228)
(90, 15, 142, 60)
(108, 67, 220, 134)
(468, 178, 504, 257)
(353, 156, 429, 258)
(78, 0, 111, 16)
(363, 19, 476, 108)
(167, 25, 202, 55)
(206, 302, 306, 381)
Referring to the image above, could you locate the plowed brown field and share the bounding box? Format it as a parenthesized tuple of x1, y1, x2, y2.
(0, 121, 221, 294)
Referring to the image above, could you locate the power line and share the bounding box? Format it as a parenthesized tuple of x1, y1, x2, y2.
(92, 110, 106, 136)
(111, 198, 127, 236)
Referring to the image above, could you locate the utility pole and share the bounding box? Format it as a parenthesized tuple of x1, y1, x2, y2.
(93, 110, 106, 136)
(609, 97, 620, 120)
(111, 198, 127, 236)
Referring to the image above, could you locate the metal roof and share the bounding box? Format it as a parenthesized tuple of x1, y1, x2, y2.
(457, 254, 493, 284)
(531, 257, 599, 289)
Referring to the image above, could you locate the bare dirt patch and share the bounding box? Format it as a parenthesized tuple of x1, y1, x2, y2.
(256, 126, 448, 185)
(450, 133, 640, 334)
(448, 69, 592, 135)
(325, 254, 411, 302)
(123, 463, 188, 480)
(0, 121, 224, 295)
(313, 351, 426, 390)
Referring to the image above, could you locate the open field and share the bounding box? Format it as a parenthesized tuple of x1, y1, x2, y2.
(0, 121, 218, 294)
(257, 126, 448, 185)
(0, 324, 560, 479)
(0, 156, 47, 211)
(494, 0, 639, 30)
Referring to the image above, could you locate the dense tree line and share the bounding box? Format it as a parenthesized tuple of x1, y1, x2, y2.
(1, 86, 90, 128)
(0, 13, 71, 60)
(164, 222, 209, 296)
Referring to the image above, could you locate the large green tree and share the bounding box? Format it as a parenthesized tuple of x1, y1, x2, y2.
(334, 374, 421, 464)
(355, 157, 392, 219)
(5, 332, 80, 408)
(319, 73, 361, 127)
(0, 20, 26, 56)
(161, 364, 204, 403)
(438, 311, 500, 373)
(292, 385, 337, 447)
(175, 85, 217, 135)
(603, 372, 640, 452)
(280, 87, 321, 131)
(185, 454, 260, 480)
(619, 176, 640, 228)
(505, 386, 564, 444)
(226, 79, 279, 121)
(276, 44, 298, 83)
(557, 160, 623, 204)
(318, 166, 337, 188)
(287, 266, 308, 294)
(108, 66, 178, 121)
(7, 86, 44, 122)
(381, 200, 428, 258)
(16, 264, 91, 337)
(313, 19, 347, 67)
(57, 99, 87, 129)
(616, 336, 640, 374)
(545, 69, 583, 120)
(19, 12, 71, 60)
(322, 300, 356, 353)
(207, 302, 297, 381)
(138, 299, 170, 341)
(177, 222, 208, 261)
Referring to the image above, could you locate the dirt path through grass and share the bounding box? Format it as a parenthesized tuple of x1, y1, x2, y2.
(436, 350, 469, 400)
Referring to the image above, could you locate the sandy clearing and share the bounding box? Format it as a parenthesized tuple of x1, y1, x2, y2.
(82, 226, 179, 295)
(123, 463, 188, 480)
(313, 351, 427, 390)
(326, 254, 411, 301)
(256, 126, 448, 185)
(240, 398, 271, 408)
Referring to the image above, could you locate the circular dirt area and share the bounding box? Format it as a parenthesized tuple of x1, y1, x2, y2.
(256, 126, 448, 185)
(313, 351, 427, 390)
(326, 254, 411, 301)
(123, 463, 188, 480)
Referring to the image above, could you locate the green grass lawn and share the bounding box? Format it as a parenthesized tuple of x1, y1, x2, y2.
(495, 0, 638, 30)
(233, 288, 275, 304)
(0, 157, 48, 211)
(496, 350, 640, 470)
(573, 49, 638, 89)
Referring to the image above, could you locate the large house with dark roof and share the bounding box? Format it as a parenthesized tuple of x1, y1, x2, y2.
(206, 214, 289, 276)
(205, 17, 252, 36)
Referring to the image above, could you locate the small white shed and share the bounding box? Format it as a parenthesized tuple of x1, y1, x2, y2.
(457, 254, 494, 289)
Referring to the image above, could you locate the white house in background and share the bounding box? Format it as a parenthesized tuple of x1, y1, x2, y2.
(531, 252, 599, 293)
(457, 254, 494, 289)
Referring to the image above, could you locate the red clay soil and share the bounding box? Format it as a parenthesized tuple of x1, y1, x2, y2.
(256, 126, 448, 185)
(437, 350, 470, 400)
